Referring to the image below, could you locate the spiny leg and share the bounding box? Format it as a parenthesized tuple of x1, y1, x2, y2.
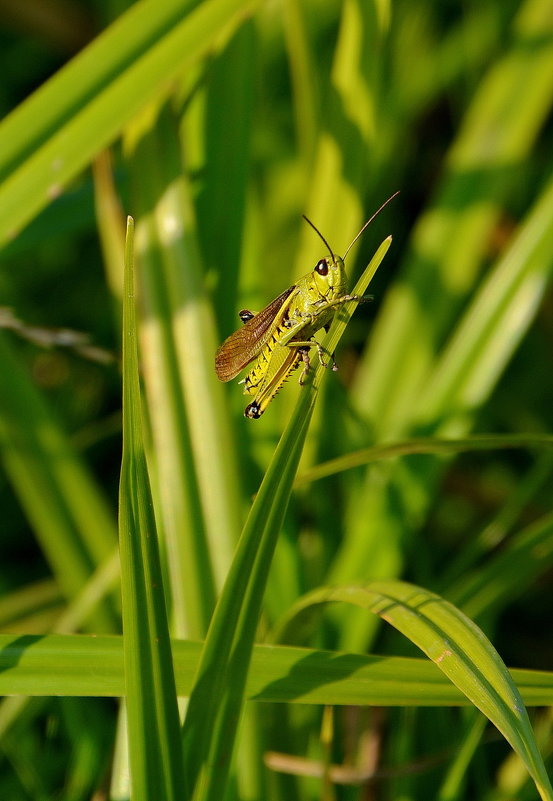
(239, 374, 263, 390)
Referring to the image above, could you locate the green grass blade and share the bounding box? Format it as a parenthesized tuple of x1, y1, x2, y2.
(0, 334, 117, 631)
(127, 100, 244, 623)
(92, 151, 126, 306)
(147, 118, 244, 593)
(0, 633, 552, 708)
(127, 105, 219, 639)
(295, 434, 553, 486)
(196, 21, 256, 336)
(0, 0, 256, 245)
(354, 0, 553, 434)
(0, 579, 61, 631)
(181, 239, 391, 801)
(329, 172, 553, 651)
(282, 0, 319, 167)
(414, 173, 553, 427)
(437, 711, 488, 801)
(119, 218, 185, 800)
(439, 451, 553, 586)
(0, 0, 197, 180)
(447, 512, 553, 620)
(276, 580, 553, 801)
(293, 0, 388, 274)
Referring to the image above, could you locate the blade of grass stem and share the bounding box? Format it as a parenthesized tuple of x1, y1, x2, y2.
(1, 634, 552, 708)
(119, 217, 185, 800)
(128, 105, 218, 638)
(295, 434, 553, 486)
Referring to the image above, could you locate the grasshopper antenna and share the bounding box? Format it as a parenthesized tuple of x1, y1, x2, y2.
(302, 214, 336, 261)
(342, 191, 400, 261)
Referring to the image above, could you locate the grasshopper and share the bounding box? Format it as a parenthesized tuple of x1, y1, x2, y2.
(215, 194, 398, 418)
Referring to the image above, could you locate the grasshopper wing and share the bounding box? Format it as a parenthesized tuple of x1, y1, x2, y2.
(215, 287, 295, 381)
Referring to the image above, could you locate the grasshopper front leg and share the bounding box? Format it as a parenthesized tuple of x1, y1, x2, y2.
(282, 294, 372, 336)
(313, 293, 372, 312)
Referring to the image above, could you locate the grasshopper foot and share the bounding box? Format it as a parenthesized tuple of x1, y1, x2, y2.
(244, 401, 262, 419)
(298, 347, 311, 386)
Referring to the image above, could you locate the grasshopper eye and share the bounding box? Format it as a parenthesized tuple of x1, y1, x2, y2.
(315, 259, 329, 276)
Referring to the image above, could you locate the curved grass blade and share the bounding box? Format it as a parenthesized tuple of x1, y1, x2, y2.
(295, 433, 553, 486)
(447, 511, 553, 621)
(275, 580, 553, 801)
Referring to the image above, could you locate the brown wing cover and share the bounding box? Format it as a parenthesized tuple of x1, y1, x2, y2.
(214, 286, 295, 381)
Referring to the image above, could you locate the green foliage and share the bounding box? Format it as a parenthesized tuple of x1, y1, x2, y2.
(0, 0, 552, 799)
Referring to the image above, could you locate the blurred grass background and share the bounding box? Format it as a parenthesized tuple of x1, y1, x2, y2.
(0, 0, 553, 799)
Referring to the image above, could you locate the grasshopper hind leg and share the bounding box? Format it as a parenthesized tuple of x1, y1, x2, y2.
(296, 342, 333, 385)
(289, 336, 334, 375)
(295, 339, 337, 385)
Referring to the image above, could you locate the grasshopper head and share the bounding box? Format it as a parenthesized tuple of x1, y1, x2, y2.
(303, 192, 399, 299)
(312, 254, 347, 299)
